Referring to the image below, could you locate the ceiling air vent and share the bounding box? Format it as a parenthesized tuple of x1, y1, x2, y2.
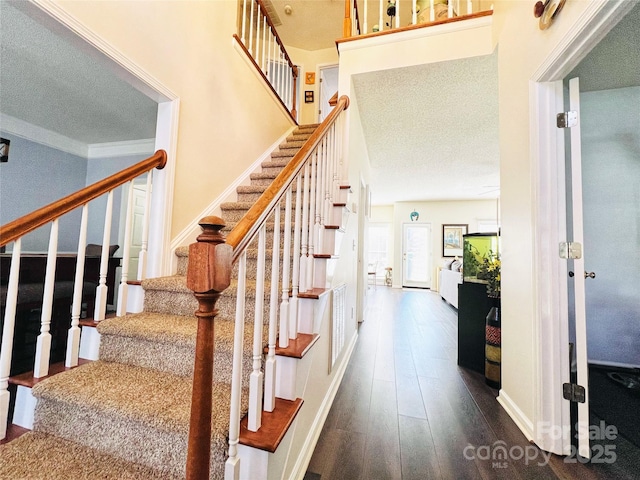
(262, 0, 282, 27)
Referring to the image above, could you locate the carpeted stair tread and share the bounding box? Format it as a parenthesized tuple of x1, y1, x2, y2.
(0, 431, 180, 480)
(98, 312, 260, 359)
(32, 361, 246, 477)
(142, 275, 275, 299)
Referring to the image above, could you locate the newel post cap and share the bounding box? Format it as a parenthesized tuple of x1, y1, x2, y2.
(186, 216, 232, 293)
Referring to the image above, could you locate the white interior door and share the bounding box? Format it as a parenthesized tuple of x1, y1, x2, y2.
(128, 184, 147, 278)
(318, 65, 338, 123)
(567, 76, 591, 459)
(402, 223, 431, 288)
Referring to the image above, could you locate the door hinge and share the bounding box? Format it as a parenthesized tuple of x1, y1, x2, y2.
(557, 111, 578, 128)
(563, 382, 586, 403)
(560, 241, 582, 259)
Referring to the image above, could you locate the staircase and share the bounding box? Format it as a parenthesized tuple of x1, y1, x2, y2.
(0, 124, 343, 479)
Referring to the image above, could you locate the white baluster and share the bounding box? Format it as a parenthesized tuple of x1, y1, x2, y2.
(448, 0, 454, 18)
(467, 0, 472, 14)
(226, 251, 247, 480)
(248, 0, 255, 55)
(317, 137, 327, 254)
(117, 182, 135, 317)
(395, 0, 400, 28)
(264, 206, 281, 412)
(94, 190, 114, 321)
(34, 219, 59, 378)
(413, 0, 418, 25)
(306, 152, 318, 290)
(364, 0, 368, 33)
(137, 172, 152, 280)
(279, 190, 292, 348)
(299, 162, 310, 292)
(430, 0, 435, 21)
(0, 238, 22, 439)
(261, 16, 267, 72)
(378, 0, 384, 31)
(289, 173, 303, 339)
(255, 4, 261, 64)
(241, 0, 248, 45)
(66, 204, 88, 368)
(248, 227, 266, 432)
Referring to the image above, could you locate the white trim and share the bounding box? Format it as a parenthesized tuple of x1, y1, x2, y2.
(88, 138, 156, 159)
(169, 126, 297, 266)
(497, 390, 534, 442)
(25, 1, 180, 280)
(532, 0, 635, 82)
(529, 0, 635, 457)
(286, 330, 357, 480)
(232, 37, 298, 124)
(0, 113, 87, 158)
(29, 0, 175, 102)
(530, 80, 570, 455)
(338, 15, 492, 52)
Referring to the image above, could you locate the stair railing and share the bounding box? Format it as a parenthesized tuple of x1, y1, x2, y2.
(185, 96, 350, 480)
(234, 0, 298, 121)
(343, 0, 492, 37)
(0, 150, 167, 440)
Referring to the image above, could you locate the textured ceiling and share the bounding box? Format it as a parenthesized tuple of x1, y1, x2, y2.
(1, 1, 637, 208)
(353, 52, 500, 204)
(0, 2, 157, 145)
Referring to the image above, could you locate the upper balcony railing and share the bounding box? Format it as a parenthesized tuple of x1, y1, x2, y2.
(235, 0, 298, 122)
(343, 0, 493, 38)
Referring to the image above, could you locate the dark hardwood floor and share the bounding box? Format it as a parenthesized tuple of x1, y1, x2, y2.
(306, 287, 639, 480)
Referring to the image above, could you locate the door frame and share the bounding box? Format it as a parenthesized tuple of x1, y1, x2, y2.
(530, 0, 635, 456)
(28, 0, 180, 278)
(317, 63, 339, 123)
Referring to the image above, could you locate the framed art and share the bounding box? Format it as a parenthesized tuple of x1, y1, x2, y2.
(304, 90, 314, 103)
(442, 224, 468, 257)
(305, 72, 315, 84)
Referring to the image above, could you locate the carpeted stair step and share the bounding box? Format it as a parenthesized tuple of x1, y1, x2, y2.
(31, 361, 247, 479)
(97, 311, 263, 386)
(221, 201, 298, 223)
(0, 431, 181, 479)
(142, 275, 276, 321)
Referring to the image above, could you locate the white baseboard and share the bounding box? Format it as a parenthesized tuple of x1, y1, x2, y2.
(497, 389, 534, 442)
(168, 127, 296, 267)
(287, 330, 358, 480)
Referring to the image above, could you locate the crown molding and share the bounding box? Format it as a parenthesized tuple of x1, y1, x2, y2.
(1, 113, 156, 159)
(0, 113, 87, 158)
(88, 138, 155, 159)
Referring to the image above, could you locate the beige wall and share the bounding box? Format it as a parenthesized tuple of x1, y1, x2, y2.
(55, 0, 295, 239)
(287, 46, 340, 125)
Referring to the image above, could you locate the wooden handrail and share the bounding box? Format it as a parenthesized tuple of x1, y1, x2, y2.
(226, 96, 350, 260)
(0, 150, 167, 247)
(337, 9, 494, 44)
(233, 34, 298, 124)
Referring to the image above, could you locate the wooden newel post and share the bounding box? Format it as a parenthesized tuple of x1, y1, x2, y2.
(185, 216, 232, 480)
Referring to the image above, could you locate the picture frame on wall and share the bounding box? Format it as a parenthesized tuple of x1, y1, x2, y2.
(442, 224, 468, 257)
(304, 90, 314, 103)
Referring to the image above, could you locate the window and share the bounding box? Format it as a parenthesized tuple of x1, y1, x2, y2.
(368, 223, 391, 277)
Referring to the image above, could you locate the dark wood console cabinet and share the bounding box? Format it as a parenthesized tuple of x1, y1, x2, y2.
(457, 281, 497, 374)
